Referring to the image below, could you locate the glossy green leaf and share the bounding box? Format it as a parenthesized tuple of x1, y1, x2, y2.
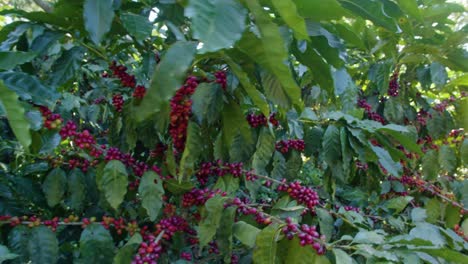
(79, 224, 114, 264)
(0, 72, 59, 108)
(0, 51, 36, 70)
(50, 47, 83, 87)
(252, 127, 275, 175)
(185, 0, 247, 53)
(42, 168, 67, 207)
(370, 145, 402, 177)
(444, 204, 461, 228)
(396, 0, 422, 21)
(283, 237, 321, 264)
(100, 160, 128, 210)
(198, 196, 227, 247)
(422, 149, 439, 180)
(191, 83, 224, 124)
(83, 0, 115, 44)
(233, 221, 260, 248)
(425, 198, 441, 224)
(139, 171, 164, 221)
(333, 248, 353, 264)
(294, 0, 347, 21)
(27, 227, 58, 264)
(416, 248, 468, 263)
(222, 100, 253, 147)
(438, 145, 457, 173)
(316, 208, 334, 242)
(252, 224, 280, 264)
(179, 122, 202, 180)
(242, 1, 302, 109)
(386, 196, 413, 214)
(135, 41, 197, 122)
(120, 13, 152, 41)
(271, 0, 309, 40)
(217, 206, 236, 262)
(8, 226, 30, 263)
(224, 56, 269, 116)
(0, 80, 31, 151)
(338, 0, 399, 32)
(322, 125, 341, 166)
(66, 169, 86, 211)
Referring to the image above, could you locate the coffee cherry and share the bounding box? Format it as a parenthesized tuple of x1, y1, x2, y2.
(112, 94, 124, 112)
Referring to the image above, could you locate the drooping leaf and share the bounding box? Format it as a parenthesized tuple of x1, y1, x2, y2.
(271, 0, 309, 41)
(66, 169, 86, 212)
(425, 198, 441, 224)
(0, 244, 18, 263)
(99, 160, 128, 210)
(191, 83, 224, 124)
(422, 149, 439, 180)
(0, 72, 59, 108)
(252, 224, 280, 264)
(179, 122, 203, 180)
(233, 221, 260, 248)
(294, 0, 347, 21)
(185, 0, 247, 53)
(135, 41, 197, 123)
(0, 51, 36, 70)
(27, 227, 59, 264)
(333, 248, 353, 264)
(83, 0, 115, 44)
(79, 224, 115, 264)
(338, 0, 399, 32)
(252, 127, 275, 175)
(370, 145, 402, 177)
(0, 80, 31, 151)
(222, 100, 253, 147)
(322, 125, 341, 167)
(217, 206, 236, 262)
(386, 196, 413, 214)
(120, 12, 153, 42)
(8, 226, 30, 263)
(240, 1, 302, 109)
(42, 168, 67, 207)
(316, 208, 334, 242)
(198, 196, 227, 247)
(138, 171, 164, 221)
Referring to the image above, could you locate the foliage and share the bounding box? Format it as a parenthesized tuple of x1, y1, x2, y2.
(0, 0, 467, 263)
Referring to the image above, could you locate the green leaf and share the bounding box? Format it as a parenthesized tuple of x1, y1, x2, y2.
(425, 198, 441, 224)
(222, 100, 253, 147)
(27, 227, 59, 264)
(271, 0, 309, 41)
(338, 0, 399, 32)
(252, 127, 275, 175)
(113, 234, 142, 264)
(0, 244, 18, 263)
(42, 168, 67, 207)
(384, 97, 404, 123)
(271, 152, 286, 180)
(83, 0, 115, 44)
(66, 169, 86, 211)
(396, 0, 422, 21)
(444, 204, 461, 229)
(120, 13, 153, 42)
(224, 56, 269, 116)
(294, 0, 347, 21)
(307, 22, 346, 68)
(316, 208, 334, 242)
(461, 139, 468, 165)
(0, 51, 36, 70)
(164, 179, 195, 195)
(191, 83, 224, 124)
(386, 196, 413, 214)
(411, 208, 427, 223)
(322, 125, 341, 167)
(416, 248, 468, 263)
(99, 160, 128, 210)
(233, 221, 260, 248)
(198, 196, 227, 247)
(241, 1, 302, 109)
(370, 145, 402, 177)
(79, 224, 114, 264)
(217, 206, 236, 262)
(285, 150, 303, 180)
(135, 41, 197, 122)
(0, 80, 31, 151)
(261, 70, 290, 108)
(8, 226, 30, 263)
(50, 47, 84, 87)
(138, 171, 164, 221)
(185, 0, 247, 53)
(283, 237, 321, 264)
(438, 145, 457, 173)
(430, 62, 448, 89)
(0, 72, 59, 108)
(422, 149, 439, 180)
(333, 248, 353, 264)
(353, 230, 385, 244)
(409, 223, 445, 246)
(253, 224, 280, 264)
(179, 122, 203, 180)
(426, 109, 454, 139)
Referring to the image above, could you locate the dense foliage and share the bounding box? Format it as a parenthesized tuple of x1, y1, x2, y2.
(0, 0, 467, 263)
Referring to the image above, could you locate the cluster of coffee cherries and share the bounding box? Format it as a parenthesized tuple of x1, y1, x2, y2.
(355, 161, 369, 171)
(454, 224, 468, 241)
(230, 198, 272, 225)
(388, 69, 400, 97)
(112, 94, 125, 112)
(214, 70, 227, 90)
(277, 180, 320, 210)
(275, 139, 305, 154)
(182, 188, 222, 207)
(357, 99, 386, 124)
(39, 106, 63, 129)
(282, 217, 325, 254)
(169, 76, 199, 153)
(246, 112, 280, 128)
(196, 160, 244, 185)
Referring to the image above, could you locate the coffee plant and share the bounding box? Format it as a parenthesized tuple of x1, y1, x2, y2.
(0, 0, 467, 263)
